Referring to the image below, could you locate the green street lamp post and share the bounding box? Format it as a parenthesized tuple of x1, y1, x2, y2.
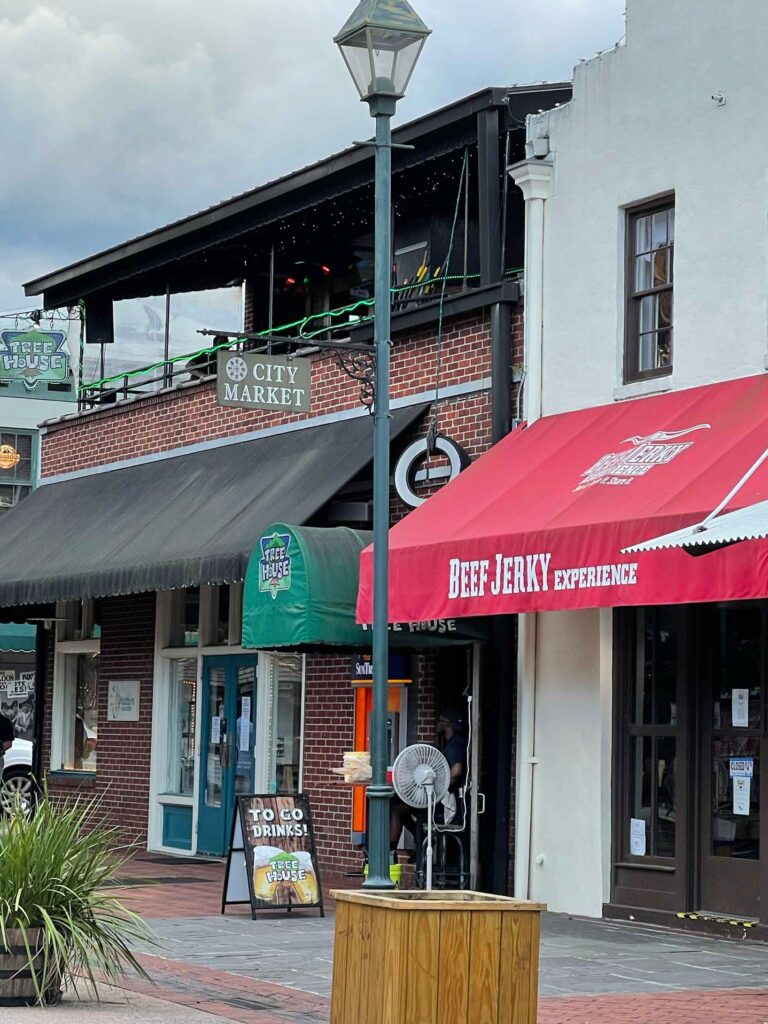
(335, 0, 431, 889)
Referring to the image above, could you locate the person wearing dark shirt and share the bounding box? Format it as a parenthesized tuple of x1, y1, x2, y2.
(437, 708, 467, 793)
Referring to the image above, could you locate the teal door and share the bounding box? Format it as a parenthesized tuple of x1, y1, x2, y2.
(198, 655, 258, 856)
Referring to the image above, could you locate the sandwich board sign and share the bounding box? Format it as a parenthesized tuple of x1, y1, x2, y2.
(222, 794, 324, 918)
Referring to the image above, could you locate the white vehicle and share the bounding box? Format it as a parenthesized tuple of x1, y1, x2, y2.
(1, 738, 34, 813)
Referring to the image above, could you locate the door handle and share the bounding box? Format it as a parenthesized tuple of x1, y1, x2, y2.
(221, 741, 231, 770)
(477, 792, 486, 815)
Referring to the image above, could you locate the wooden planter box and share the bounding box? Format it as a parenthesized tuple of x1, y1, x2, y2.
(0, 928, 47, 1007)
(330, 890, 546, 1024)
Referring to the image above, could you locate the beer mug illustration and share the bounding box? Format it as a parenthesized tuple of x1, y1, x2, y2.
(293, 851, 319, 904)
(252, 846, 282, 902)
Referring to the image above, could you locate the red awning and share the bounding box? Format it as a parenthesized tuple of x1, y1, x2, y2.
(358, 374, 768, 622)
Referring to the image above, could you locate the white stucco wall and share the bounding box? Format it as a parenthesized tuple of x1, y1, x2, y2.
(517, 0, 768, 918)
(528, 609, 612, 916)
(532, 0, 768, 416)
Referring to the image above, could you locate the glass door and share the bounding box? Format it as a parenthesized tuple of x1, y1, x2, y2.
(198, 655, 257, 855)
(699, 605, 763, 917)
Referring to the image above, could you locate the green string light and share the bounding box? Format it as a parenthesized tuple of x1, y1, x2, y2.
(80, 267, 523, 394)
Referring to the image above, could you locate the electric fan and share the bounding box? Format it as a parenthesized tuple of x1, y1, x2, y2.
(392, 744, 451, 890)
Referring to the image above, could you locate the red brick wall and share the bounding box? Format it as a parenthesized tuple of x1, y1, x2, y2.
(41, 309, 505, 478)
(301, 655, 359, 888)
(42, 594, 155, 845)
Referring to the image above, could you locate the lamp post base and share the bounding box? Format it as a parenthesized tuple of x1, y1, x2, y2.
(363, 783, 396, 889)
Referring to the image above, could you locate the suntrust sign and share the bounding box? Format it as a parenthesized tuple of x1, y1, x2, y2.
(217, 351, 311, 412)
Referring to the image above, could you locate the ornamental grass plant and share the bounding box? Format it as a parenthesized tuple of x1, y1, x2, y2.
(0, 789, 153, 1005)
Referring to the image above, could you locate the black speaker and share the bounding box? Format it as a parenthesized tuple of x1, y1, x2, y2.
(84, 294, 114, 345)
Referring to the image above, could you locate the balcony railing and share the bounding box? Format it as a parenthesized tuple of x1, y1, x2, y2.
(77, 270, 519, 410)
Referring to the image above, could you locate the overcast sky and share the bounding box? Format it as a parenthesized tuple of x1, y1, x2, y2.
(0, 0, 625, 312)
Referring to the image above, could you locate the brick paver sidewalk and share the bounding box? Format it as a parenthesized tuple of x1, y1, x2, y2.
(107, 854, 768, 1023)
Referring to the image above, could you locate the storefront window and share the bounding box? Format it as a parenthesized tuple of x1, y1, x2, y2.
(266, 655, 303, 794)
(59, 599, 100, 642)
(169, 588, 200, 647)
(58, 654, 99, 772)
(626, 607, 679, 858)
(167, 658, 197, 796)
(710, 606, 761, 860)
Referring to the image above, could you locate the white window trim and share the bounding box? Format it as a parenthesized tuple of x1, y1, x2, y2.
(148, 591, 202, 856)
(50, 601, 101, 774)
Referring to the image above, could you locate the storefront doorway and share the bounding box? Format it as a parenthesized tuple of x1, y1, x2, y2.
(699, 605, 763, 918)
(612, 602, 767, 924)
(198, 655, 257, 855)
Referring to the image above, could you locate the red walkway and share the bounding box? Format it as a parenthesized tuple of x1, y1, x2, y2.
(109, 855, 768, 1024)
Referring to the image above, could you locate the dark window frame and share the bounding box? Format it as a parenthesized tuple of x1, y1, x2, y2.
(624, 195, 675, 384)
(616, 606, 681, 866)
(0, 427, 36, 513)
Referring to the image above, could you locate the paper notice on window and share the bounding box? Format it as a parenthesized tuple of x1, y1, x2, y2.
(241, 696, 251, 720)
(239, 715, 251, 753)
(630, 818, 646, 856)
(734, 776, 751, 816)
(732, 688, 749, 728)
(211, 716, 222, 744)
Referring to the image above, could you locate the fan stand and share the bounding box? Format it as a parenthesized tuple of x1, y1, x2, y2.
(425, 779, 434, 891)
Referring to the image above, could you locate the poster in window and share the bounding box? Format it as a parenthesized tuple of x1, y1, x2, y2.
(222, 794, 324, 918)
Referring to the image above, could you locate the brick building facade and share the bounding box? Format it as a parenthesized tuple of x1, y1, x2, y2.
(0, 85, 570, 898)
(35, 307, 518, 889)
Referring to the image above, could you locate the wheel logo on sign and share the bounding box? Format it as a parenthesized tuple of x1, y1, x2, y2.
(394, 435, 470, 509)
(226, 356, 248, 382)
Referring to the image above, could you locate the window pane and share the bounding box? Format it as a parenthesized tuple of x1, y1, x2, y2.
(205, 668, 226, 807)
(639, 294, 656, 334)
(631, 736, 652, 852)
(73, 654, 98, 772)
(714, 606, 761, 730)
(712, 735, 759, 859)
(635, 214, 651, 255)
(235, 663, 256, 795)
(653, 247, 669, 287)
(658, 291, 673, 328)
(269, 655, 303, 794)
(655, 617, 677, 724)
(168, 658, 197, 795)
(635, 253, 653, 292)
(657, 329, 672, 367)
(667, 207, 675, 241)
(639, 332, 657, 372)
(656, 737, 676, 856)
(169, 588, 200, 647)
(651, 211, 668, 249)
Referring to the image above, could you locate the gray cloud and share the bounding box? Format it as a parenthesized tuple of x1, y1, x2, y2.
(0, 0, 625, 310)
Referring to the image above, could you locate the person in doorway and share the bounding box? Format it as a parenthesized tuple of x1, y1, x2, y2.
(437, 708, 467, 795)
(0, 710, 14, 775)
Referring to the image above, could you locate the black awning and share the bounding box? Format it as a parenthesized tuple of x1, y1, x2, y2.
(0, 407, 425, 606)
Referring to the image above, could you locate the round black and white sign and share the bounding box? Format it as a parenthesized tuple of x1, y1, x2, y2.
(394, 434, 470, 509)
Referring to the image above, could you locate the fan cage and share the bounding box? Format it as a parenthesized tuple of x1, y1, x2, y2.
(392, 743, 451, 808)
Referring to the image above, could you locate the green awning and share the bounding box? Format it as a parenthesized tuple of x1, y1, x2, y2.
(0, 623, 35, 653)
(242, 523, 489, 650)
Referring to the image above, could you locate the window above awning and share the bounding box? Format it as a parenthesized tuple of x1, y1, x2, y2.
(243, 522, 489, 650)
(358, 375, 768, 621)
(0, 407, 426, 607)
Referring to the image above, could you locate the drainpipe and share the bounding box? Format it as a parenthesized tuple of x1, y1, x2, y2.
(508, 156, 554, 899)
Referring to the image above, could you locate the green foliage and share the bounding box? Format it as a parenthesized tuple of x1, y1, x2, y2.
(0, 790, 153, 1004)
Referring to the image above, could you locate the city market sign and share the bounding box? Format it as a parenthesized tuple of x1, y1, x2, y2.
(0, 328, 69, 387)
(217, 351, 311, 413)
